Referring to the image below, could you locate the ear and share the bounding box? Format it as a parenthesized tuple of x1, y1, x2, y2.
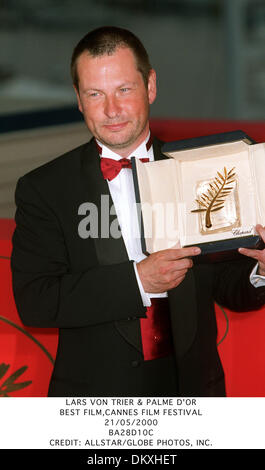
(73, 85, 83, 114)
(147, 69, 157, 105)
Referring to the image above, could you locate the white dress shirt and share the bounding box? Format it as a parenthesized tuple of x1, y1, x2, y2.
(98, 134, 265, 307)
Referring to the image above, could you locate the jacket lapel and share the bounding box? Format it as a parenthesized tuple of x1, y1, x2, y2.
(80, 138, 143, 353)
(80, 138, 129, 265)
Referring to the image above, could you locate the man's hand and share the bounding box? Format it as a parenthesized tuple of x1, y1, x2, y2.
(136, 246, 201, 293)
(238, 224, 265, 276)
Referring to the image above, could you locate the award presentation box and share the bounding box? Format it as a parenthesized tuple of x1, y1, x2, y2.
(132, 131, 265, 260)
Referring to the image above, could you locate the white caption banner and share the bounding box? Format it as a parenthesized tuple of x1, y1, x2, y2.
(0, 397, 265, 449)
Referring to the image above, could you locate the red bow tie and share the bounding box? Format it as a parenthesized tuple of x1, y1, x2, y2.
(100, 157, 149, 181)
(96, 133, 153, 181)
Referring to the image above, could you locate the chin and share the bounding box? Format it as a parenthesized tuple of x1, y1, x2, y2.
(99, 133, 137, 149)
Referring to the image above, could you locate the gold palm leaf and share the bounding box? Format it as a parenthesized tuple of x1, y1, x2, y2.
(191, 167, 236, 228)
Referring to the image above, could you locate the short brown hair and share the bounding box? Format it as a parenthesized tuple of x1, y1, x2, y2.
(71, 26, 152, 90)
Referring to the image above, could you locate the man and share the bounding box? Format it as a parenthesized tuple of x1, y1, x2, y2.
(11, 26, 265, 397)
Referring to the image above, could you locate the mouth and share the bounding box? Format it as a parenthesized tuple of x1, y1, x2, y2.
(103, 122, 129, 132)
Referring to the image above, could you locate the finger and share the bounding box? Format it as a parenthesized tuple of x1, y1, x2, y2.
(158, 257, 193, 278)
(159, 263, 190, 283)
(238, 247, 261, 260)
(171, 258, 193, 271)
(161, 246, 201, 260)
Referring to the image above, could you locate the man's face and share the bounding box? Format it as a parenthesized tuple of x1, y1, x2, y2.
(74, 47, 156, 156)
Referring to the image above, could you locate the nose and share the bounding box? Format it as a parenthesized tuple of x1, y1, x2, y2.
(104, 95, 121, 118)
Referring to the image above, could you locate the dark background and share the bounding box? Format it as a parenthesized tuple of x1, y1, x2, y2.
(0, 0, 264, 120)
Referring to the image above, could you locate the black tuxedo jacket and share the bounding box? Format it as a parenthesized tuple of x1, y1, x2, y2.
(11, 137, 265, 397)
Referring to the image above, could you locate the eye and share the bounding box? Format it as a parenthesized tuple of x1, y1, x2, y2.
(85, 91, 101, 99)
(120, 87, 130, 93)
